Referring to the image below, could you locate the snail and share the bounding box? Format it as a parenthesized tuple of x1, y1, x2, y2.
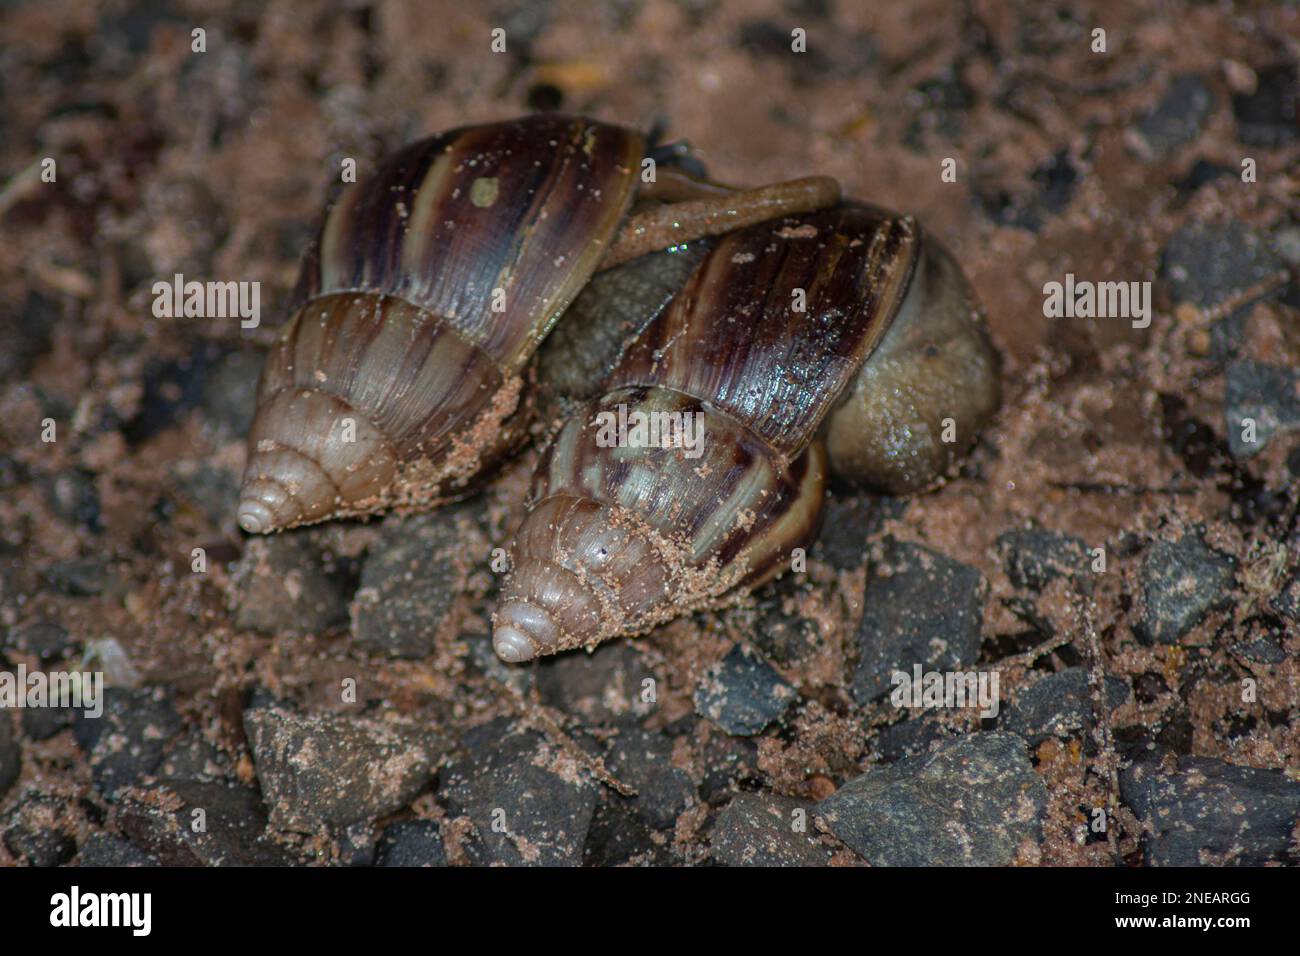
(492, 203, 1001, 662)
(236, 114, 840, 534)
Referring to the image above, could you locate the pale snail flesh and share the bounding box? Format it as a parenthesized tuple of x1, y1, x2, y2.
(493, 203, 1001, 662)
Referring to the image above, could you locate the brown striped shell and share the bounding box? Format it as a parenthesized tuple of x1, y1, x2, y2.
(492, 203, 989, 662)
(238, 114, 644, 533)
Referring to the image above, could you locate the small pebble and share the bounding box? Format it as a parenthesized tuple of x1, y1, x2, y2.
(351, 505, 478, 658)
(1161, 220, 1285, 314)
(0, 713, 20, 799)
(996, 527, 1091, 591)
(1136, 532, 1235, 645)
(3, 795, 77, 867)
(851, 540, 985, 704)
(74, 688, 183, 799)
(117, 777, 287, 865)
(244, 705, 447, 835)
(751, 593, 820, 665)
(440, 717, 598, 866)
(41, 558, 108, 597)
(1001, 668, 1131, 744)
(602, 727, 695, 829)
(4, 620, 75, 661)
(375, 819, 447, 867)
(1223, 361, 1300, 459)
(710, 793, 833, 866)
(1270, 572, 1300, 624)
(77, 832, 158, 867)
(1131, 73, 1214, 157)
(694, 644, 798, 736)
(817, 732, 1047, 866)
(1121, 756, 1300, 865)
(1232, 62, 1299, 147)
(198, 350, 263, 435)
(583, 799, 672, 866)
(233, 531, 352, 636)
(535, 639, 657, 725)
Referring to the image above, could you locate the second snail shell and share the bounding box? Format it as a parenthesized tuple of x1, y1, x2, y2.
(493, 203, 1001, 662)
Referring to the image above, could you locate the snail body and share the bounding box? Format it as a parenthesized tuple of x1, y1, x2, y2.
(493, 204, 1001, 662)
(238, 114, 839, 534)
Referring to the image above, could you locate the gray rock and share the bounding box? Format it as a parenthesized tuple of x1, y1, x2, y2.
(602, 727, 695, 829)
(1136, 532, 1235, 645)
(157, 732, 230, 782)
(74, 688, 183, 800)
(1233, 62, 1299, 147)
(1120, 757, 1300, 865)
(0, 292, 55, 380)
(4, 620, 75, 661)
(876, 712, 948, 762)
(77, 833, 158, 867)
(42, 557, 108, 597)
(4, 826, 77, 867)
(0, 712, 19, 799)
(1132, 74, 1214, 157)
(976, 149, 1078, 233)
(1224, 361, 1300, 458)
(2, 795, 77, 867)
(696, 728, 760, 803)
(694, 644, 798, 736)
(170, 461, 241, 529)
(244, 706, 446, 834)
(117, 778, 287, 865)
(1230, 636, 1287, 664)
(199, 350, 262, 436)
(535, 641, 656, 724)
(1270, 572, 1300, 624)
(336, 821, 379, 866)
(128, 345, 222, 442)
(21, 705, 74, 742)
(351, 505, 478, 658)
(1001, 668, 1131, 744)
(1162, 221, 1285, 313)
(813, 494, 906, 572)
(905, 68, 974, 147)
(233, 531, 351, 636)
(752, 595, 819, 665)
(817, 732, 1047, 866)
(711, 793, 834, 866)
(375, 819, 447, 867)
(582, 799, 671, 866)
(996, 528, 1090, 591)
(851, 541, 985, 703)
(440, 717, 597, 866)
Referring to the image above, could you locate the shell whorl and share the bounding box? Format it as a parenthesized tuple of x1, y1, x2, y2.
(238, 292, 514, 532)
(494, 387, 828, 661)
(239, 115, 644, 533)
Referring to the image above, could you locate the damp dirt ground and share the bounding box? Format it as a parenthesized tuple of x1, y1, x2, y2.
(0, 0, 1297, 866)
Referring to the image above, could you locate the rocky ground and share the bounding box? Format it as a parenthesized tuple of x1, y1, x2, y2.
(1, 0, 1298, 867)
